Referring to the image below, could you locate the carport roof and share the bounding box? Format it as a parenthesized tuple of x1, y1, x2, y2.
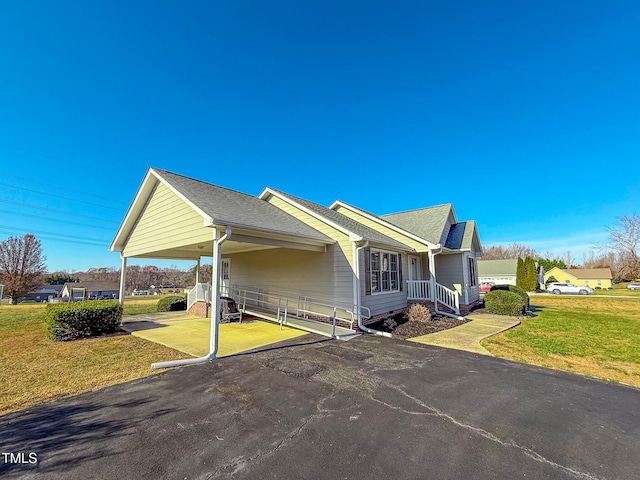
(111, 168, 334, 251)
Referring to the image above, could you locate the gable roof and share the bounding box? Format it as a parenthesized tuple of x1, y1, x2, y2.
(555, 268, 613, 280)
(111, 169, 333, 251)
(62, 281, 120, 292)
(380, 204, 454, 246)
(261, 188, 414, 251)
(478, 259, 518, 276)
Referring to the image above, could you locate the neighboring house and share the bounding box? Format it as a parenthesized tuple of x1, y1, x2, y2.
(18, 285, 64, 303)
(61, 282, 120, 301)
(477, 259, 518, 286)
(544, 268, 613, 289)
(110, 168, 483, 333)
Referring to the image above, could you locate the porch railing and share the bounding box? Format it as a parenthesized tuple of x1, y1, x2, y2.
(187, 282, 210, 310)
(406, 280, 460, 315)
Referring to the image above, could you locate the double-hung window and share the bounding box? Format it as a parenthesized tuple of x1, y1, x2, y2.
(371, 249, 399, 293)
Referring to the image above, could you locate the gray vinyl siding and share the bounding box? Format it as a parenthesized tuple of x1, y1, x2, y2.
(227, 244, 354, 307)
(435, 254, 463, 291)
(360, 249, 409, 317)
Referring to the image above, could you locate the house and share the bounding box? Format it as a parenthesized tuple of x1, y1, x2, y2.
(17, 285, 63, 303)
(61, 282, 120, 301)
(544, 268, 613, 289)
(477, 259, 519, 286)
(110, 168, 483, 343)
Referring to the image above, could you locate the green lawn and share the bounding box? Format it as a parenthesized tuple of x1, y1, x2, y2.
(483, 296, 640, 387)
(0, 299, 190, 416)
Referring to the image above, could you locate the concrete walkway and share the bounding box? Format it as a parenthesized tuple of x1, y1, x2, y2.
(122, 312, 307, 357)
(408, 313, 520, 355)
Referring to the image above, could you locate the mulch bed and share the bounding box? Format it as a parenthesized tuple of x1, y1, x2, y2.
(367, 313, 470, 340)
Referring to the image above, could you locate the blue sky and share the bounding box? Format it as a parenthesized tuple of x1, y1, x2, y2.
(1, 1, 639, 272)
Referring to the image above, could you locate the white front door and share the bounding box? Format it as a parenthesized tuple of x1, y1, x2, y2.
(220, 259, 231, 296)
(409, 256, 422, 281)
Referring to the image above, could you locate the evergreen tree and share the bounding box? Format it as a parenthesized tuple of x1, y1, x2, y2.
(524, 256, 538, 291)
(516, 257, 526, 289)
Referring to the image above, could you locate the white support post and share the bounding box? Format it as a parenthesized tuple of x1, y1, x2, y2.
(195, 257, 201, 284)
(119, 256, 127, 305)
(210, 229, 223, 357)
(428, 251, 437, 302)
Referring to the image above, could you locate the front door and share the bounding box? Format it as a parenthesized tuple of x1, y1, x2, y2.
(220, 259, 231, 296)
(409, 256, 422, 281)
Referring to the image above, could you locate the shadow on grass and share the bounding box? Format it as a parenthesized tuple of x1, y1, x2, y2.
(0, 396, 176, 477)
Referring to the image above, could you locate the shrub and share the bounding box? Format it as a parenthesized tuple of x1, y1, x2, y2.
(490, 284, 529, 309)
(46, 300, 123, 341)
(156, 295, 187, 312)
(484, 290, 527, 317)
(595, 286, 602, 290)
(408, 303, 432, 322)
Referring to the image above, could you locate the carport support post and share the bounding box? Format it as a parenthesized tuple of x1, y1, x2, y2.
(209, 228, 224, 357)
(119, 256, 127, 305)
(195, 258, 201, 284)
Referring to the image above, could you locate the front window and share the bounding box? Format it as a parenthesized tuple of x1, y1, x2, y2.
(371, 249, 399, 293)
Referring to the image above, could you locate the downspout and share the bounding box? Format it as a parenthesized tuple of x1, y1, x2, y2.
(353, 240, 392, 337)
(430, 245, 466, 321)
(152, 226, 231, 369)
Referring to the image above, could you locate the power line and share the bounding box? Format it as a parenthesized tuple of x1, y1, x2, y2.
(0, 225, 109, 243)
(0, 182, 126, 212)
(0, 199, 120, 224)
(0, 208, 115, 231)
(0, 229, 109, 248)
(0, 172, 129, 205)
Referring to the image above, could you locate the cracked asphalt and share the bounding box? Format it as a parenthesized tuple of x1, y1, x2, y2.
(2, 335, 640, 480)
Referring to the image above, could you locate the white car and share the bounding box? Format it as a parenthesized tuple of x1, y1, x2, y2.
(627, 283, 640, 290)
(547, 283, 593, 295)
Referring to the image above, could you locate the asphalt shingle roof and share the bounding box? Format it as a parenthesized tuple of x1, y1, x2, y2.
(268, 189, 413, 251)
(381, 204, 453, 246)
(477, 259, 518, 276)
(556, 268, 613, 280)
(152, 169, 333, 243)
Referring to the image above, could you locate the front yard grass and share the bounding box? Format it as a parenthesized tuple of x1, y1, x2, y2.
(483, 296, 640, 387)
(0, 299, 191, 416)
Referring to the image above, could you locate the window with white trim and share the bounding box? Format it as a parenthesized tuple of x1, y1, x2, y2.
(371, 249, 400, 293)
(468, 257, 477, 287)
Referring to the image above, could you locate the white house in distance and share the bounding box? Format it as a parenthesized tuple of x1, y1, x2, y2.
(478, 259, 546, 290)
(109, 168, 483, 363)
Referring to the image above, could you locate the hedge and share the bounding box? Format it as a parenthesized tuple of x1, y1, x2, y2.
(484, 290, 527, 317)
(157, 295, 187, 312)
(46, 301, 123, 341)
(490, 284, 529, 309)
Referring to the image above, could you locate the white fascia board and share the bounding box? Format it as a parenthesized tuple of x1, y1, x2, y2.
(259, 188, 362, 241)
(150, 168, 212, 223)
(330, 200, 438, 250)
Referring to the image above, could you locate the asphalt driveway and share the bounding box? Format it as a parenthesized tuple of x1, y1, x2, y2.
(2, 335, 640, 479)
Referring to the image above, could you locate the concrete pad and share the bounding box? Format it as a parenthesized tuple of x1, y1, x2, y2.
(122, 312, 307, 357)
(408, 313, 520, 355)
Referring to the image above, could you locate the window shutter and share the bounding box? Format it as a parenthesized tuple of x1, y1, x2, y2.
(364, 247, 371, 296)
(399, 253, 403, 291)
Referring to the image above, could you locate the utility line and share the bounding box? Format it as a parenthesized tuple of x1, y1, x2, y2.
(0, 182, 125, 212)
(0, 209, 115, 231)
(0, 199, 120, 224)
(0, 225, 109, 243)
(0, 172, 128, 205)
(0, 229, 108, 247)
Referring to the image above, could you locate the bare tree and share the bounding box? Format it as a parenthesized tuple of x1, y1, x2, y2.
(0, 234, 47, 304)
(482, 243, 539, 260)
(602, 214, 640, 280)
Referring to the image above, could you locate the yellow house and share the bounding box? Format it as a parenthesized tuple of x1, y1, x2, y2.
(544, 267, 613, 289)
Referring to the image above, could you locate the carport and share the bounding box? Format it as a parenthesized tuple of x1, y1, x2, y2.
(110, 168, 337, 368)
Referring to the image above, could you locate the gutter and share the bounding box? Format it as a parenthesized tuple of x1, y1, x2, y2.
(352, 241, 392, 338)
(151, 226, 231, 369)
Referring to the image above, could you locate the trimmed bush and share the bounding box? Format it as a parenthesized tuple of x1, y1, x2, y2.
(484, 290, 527, 316)
(46, 300, 123, 341)
(156, 295, 187, 312)
(408, 303, 432, 322)
(490, 284, 529, 309)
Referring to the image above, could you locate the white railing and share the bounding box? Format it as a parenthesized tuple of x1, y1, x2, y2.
(406, 280, 460, 315)
(230, 285, 370, 336)
(407, 280, 432, 300)
(187, 282, 210, 310)
(435, 282, 460, 315)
